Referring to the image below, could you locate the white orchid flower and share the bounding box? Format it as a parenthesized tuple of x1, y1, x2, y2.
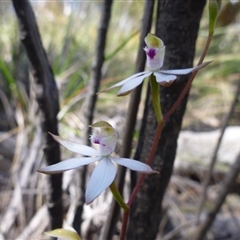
(102, 33, 210, 96)
(38, 121, 156, 204)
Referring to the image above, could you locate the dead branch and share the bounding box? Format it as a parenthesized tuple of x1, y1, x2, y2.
(12, 0, 63, 229)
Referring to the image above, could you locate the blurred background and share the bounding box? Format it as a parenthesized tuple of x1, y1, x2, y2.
(0, 0, 240, 239)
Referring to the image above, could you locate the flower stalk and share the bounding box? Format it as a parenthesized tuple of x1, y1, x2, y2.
(109, 182, 129, 211)
(150, 74, 163, 123)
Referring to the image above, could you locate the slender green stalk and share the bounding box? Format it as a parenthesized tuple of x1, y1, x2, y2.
(150, 74, 163, 123)
(109, 181, 129, 211)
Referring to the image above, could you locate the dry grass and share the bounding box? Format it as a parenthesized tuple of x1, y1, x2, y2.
(0, 1, 240, 239)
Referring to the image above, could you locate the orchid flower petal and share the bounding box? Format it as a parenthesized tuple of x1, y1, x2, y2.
(49, 133, 99, 156)
(159, 61, 212, 75)
(154, 72, 177, 83)
(160, 68, 196, 75)
(117, 72, 152, 96)
(85, 158, 116, 204)
(37, 157, 98, 174)
(100, 71, 150, 92)
(111, 157, 157, 173)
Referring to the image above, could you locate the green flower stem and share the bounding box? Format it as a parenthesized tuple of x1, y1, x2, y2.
(109, 181, 129, 211)
(150, 74, 163, 123)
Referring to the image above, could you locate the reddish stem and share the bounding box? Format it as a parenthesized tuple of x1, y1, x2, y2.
(164, 34, 213, 121)
(120, 121, 164, 240)
(120, 209, 129, 240)
(128, 120, 164, 206)
(120, 33, 213, 240)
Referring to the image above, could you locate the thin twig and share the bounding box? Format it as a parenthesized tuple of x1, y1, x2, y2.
(161, 219, 198, 240)
(164, 34, 213, 121)
(120, 120, 165, 240)
(17, 205, 49, 239)
(127, 120, 164, 207)
(0, 126, 42, 235)
(196, 76, 240, 222)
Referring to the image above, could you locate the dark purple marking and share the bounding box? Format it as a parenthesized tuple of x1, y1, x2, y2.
(147, 48, 156, 59)
(94, 139, 100, 144)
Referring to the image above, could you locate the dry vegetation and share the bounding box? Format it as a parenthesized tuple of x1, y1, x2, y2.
(0, 1, 240, 239)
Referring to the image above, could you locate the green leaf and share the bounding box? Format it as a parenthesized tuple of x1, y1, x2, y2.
(45, 229, 81, 240)
(208, 0, 221, 34)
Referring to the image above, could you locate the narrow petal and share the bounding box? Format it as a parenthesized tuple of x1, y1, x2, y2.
(154, 72, 176, 87)
(117, 72, 152, 96)
(49, 133, 99, 156)
(111, 157, 157, 173)
(99, 71, 150, 93)
(85, 158, 116, 204)
(160, 68, 196, 75)
(154, 72, 177, 82)
(37, 157, 98, 174)
(159, 61, 212, 75)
